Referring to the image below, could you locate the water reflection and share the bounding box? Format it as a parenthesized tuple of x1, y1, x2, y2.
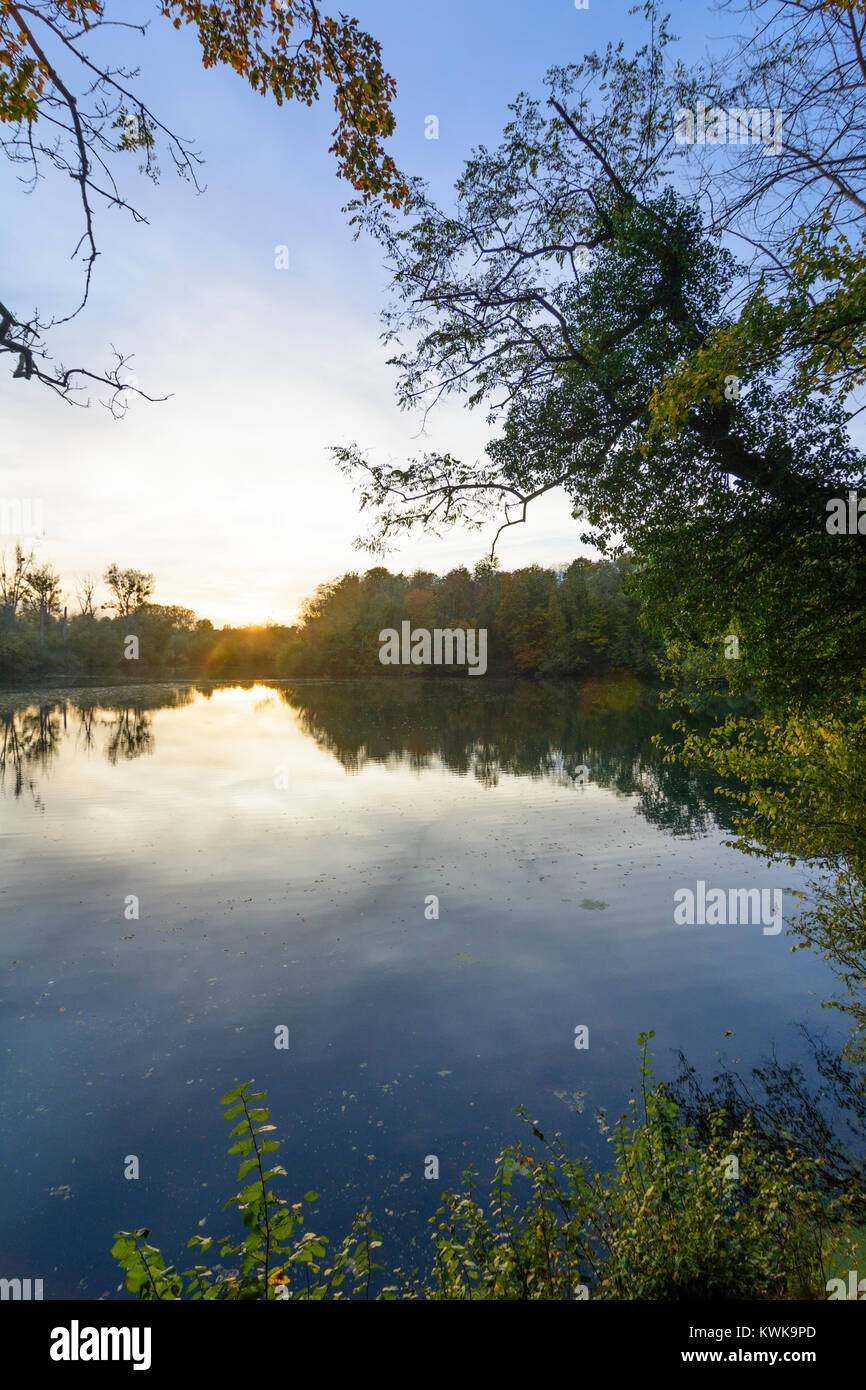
(668, 1026, 866, 1222)
(0, 702, 63, 807)
(0, 684, 196, 797)
(278, 676, 741, 838)
(103, 707, 155, 765)
(0, 678, 740, 843)
(0, 675, 858, 1299)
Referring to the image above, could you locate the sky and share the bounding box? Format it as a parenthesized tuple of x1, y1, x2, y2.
(1, 0, 737, 627)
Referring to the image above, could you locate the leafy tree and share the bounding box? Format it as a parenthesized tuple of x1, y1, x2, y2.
(103, 562, 155, 617)
(0, 543, 34, 626)
(645, 0, 866, 428)
(0, 0, 406, 406)
(22, 560, 62, 642)
(496, 565, 557, 674)
(329, 7, 865, 586)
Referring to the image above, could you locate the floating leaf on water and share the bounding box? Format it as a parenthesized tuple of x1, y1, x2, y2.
(554, 1089, 586, 1114)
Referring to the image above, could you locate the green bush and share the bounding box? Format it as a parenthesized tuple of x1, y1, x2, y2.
(415, 1033, 850, 1300)
(112, 1036, 857, 1300)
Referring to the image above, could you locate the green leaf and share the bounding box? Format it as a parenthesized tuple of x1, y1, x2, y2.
(271, 1212, 295, 1239)
(219, 1082, 253, 1105)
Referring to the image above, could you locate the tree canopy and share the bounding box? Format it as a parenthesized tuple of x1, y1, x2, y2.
(0, 0, 406, 405)
(331, 0, 866, 1059)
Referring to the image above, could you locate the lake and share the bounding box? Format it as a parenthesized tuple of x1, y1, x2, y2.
(0, 676, 848, 1298)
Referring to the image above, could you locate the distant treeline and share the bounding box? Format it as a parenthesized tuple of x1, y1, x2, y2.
(280, 557, 659, 678)
(0, 551, 660, 682)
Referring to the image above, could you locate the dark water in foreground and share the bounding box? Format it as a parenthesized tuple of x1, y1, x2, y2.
(0, 677, 847, 1297)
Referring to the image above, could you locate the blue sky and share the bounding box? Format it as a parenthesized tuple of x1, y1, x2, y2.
(1, 1, 734, 625)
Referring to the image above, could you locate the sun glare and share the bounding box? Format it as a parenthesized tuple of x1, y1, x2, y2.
(212, 606, 299, 631)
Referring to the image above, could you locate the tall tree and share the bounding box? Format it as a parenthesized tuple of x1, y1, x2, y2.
(103, 562, 155, 617)
(333, 4, 866, 555)
(23, 560, 62, 642)
(0, 544, 34, 626)
(331, 15, 866, 708)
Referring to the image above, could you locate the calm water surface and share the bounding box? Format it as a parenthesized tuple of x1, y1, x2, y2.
(0, 677, 845, 1297)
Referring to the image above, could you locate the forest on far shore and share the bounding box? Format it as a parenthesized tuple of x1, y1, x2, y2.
(0, 550, 660, 683)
